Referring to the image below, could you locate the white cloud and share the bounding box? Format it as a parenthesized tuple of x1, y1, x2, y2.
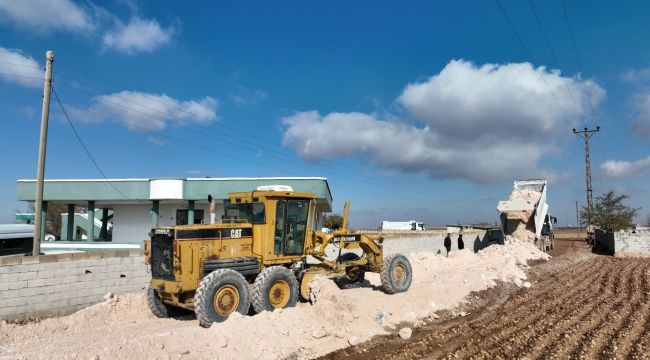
(0, 0, 94, 33)
(631, 92, 650, 138)
(282, 60, 605, 183)
(621, 68, 650, 83)
(230, 86, 268, 106)
(0, 47, 42, 87)
(147, 136, 168, 146)
(72, 91, 218, 131)
(601, 155, 650, 178)
(102, 17, 174, 54)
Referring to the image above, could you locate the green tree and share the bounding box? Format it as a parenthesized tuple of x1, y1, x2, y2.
(581, 191, 640, 232)
(322, 213, 345, 230)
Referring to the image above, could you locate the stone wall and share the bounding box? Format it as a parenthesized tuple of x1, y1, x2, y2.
(614, 230, 650, 256)
(0, 251, 149, 321)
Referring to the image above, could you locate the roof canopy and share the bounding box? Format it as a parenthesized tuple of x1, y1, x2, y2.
(17, 177, 333, 211)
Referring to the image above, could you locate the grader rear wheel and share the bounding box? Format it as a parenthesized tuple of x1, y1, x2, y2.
(194, 269, 251, 327)
(252, 266, 299, 313)
(380, 253, 412, 294)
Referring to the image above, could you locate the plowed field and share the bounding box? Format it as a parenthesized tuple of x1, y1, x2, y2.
(322, 240, 650, 359)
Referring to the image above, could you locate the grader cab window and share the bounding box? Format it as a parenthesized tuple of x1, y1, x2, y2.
(274, 199, 309, 255)
(223, 201, 265, 224)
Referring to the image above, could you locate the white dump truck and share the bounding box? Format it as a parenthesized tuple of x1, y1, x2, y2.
(496, 179, 556, 252)
(381, 221, 425, 231)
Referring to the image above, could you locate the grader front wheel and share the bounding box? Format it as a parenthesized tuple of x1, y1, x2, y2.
(252, 266, 299, 313)
(194, 269, 251, 327)
(380, 253, 413, 294)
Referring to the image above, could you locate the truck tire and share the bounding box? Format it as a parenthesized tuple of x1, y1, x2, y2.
(251, 266, 299, 313)
(147, 286, 181, 318)
(380, 254, 412, 294)
(194, 269, 251, 327)
(337, 253, 365, 285)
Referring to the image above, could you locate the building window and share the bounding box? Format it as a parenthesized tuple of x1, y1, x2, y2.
(176, 209, 205, 225)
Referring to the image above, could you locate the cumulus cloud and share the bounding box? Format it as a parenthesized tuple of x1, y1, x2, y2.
(601, 155, 650, 178)
(621, 67, 650, 83)
(0, 47, 41, 87)
(102, 17, 174, 54)
(70, 91, 218, 131)
(0, 0, 94, 33)
(282, 60, 605, 183)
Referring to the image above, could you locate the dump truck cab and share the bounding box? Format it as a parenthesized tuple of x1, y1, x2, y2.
(144, 185, 413, 327)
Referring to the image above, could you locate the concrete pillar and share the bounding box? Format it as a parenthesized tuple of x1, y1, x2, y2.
(151, 200, 160, 227)
(66, 204, 75, 241)
(188, 200, 195, 225)
(39, 201, 48, 244)
(87, 201, 95, 242)
(99, 208, 109, 240)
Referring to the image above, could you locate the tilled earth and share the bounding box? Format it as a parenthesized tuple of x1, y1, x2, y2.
(321, 240, 650, 360)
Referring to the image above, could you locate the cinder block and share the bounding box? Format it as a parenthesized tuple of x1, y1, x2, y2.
(83, 295, 102, 304)
(3, 296, 27, 307)
(90, 287, 108, 296)
(27, 278, 46, 287)
(54, 283, 70, 293)
(7, 281, 27, 290)
(18, 271, 38, 281)
(0, 273, 19, 282)
(61, 275, 78, 284)
(100, 279, 115, 287)
(45, 277, 63, 286)
(36, 270, 55, 279)
(45, 262, 64, 271)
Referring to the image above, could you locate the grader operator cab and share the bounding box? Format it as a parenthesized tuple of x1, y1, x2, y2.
(144, 186, 412, 327)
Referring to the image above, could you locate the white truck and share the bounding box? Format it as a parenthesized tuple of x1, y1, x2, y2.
(381, 221, 425, 231)
(496, 179, 556, 252)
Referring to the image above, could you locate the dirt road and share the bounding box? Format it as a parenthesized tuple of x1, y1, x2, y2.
(321, 240, 650, 359)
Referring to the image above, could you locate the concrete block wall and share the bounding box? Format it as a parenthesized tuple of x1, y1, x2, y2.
(0, 251, 149, 321)
(614, 230, 650, 256)
(381, 230, 488, 256)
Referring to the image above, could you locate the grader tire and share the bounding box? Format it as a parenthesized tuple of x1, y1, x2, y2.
(194, 269, 250, 328)
(147, 286, 181, 318)
(380, 253, 412, 294)
(252, 266, 299, 313)
(337, 253, 365, 285)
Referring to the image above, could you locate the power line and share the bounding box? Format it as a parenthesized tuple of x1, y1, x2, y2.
(52, 78, 486, 198)
(51, 87, 132, 200)
(0, 60, 41, 69)
(494, 0, 568, 115)
(527, 0, 587, 127)
(559, 0, 599, 125)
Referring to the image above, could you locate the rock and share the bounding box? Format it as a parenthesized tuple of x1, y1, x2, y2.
(431, 313, 440, 320)
(180, 350, 190, 355)
(216, 338, 228, 348)
(103, 292, 113, 301)
(311, 329, 327, 339)
(398, 327, 412, 340)
(280, 330, 289, 336)
(459, 311, 468, 317)
(430, 301, 437, 308)
(347, 336, 360, 346)
(374, 310, 389, 325)
(522, 282, 532, 288)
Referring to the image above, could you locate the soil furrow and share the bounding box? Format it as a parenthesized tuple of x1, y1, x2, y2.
(599, 261, 650, 359)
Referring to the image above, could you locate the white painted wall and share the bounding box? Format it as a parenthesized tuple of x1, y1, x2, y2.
(111, 202, 226, 244)
(111, 204, 151, 244)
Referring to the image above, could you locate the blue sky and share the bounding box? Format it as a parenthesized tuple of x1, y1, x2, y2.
(0, 0, 649, 227)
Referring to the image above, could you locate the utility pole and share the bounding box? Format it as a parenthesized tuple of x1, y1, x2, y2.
(575, 200, 580, 237)
(573, 126, 599, 244)
(33, 50, 54, 256)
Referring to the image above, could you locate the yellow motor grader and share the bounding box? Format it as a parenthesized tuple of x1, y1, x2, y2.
(144, 186, 412, 327)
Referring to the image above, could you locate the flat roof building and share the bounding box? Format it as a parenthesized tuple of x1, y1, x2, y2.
(17, 177, 332, 252)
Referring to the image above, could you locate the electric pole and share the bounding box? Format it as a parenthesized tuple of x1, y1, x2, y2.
(573, 126, 599, 244)
(33, 50, 54, 256)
